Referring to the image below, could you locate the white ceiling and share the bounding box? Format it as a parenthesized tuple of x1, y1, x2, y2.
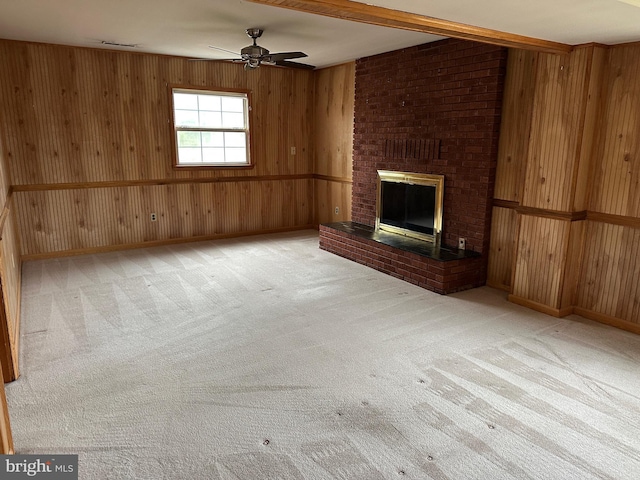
(0, 0, 639, 68)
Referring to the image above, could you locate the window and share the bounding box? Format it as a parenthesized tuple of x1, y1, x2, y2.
(171, 88, 251, 167)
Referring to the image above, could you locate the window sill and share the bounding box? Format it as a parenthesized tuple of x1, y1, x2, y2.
(173, 163, 255, 171)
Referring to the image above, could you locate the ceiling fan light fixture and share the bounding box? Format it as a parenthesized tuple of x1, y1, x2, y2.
(245, 58, 260, 70)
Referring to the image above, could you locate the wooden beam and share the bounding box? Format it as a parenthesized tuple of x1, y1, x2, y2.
(247, 0, 572, 54)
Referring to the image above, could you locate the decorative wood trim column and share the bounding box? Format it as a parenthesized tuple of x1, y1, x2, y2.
(507, 46, 606, 317)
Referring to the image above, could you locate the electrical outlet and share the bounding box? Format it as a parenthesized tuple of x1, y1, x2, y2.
(458, 237, 466, 250)
(150, 213, 157, 222)
(290, 146, 296, 155)
(335, 206, 340, 214)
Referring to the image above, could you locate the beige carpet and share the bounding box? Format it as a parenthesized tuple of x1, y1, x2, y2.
(6, 230, 640, 479)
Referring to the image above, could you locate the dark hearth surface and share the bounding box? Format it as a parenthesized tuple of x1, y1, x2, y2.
(323, 222, 481, 262)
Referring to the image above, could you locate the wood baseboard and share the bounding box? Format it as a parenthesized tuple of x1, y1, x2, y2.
(573, 307, 640, 335)
(508, 295, 572, 318)
(21, 225, 316, 261)
(508, 295, 640, 335)
(486, 280, 511, 292)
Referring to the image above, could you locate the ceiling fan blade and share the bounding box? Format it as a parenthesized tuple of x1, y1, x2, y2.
(208, 45, 241, 56)
(267, 52, 308, 62)
(274, 60, 316, 70)
(188, 58, 244, 62)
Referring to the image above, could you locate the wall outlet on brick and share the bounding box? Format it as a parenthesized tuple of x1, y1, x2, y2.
(458, 237, 466, 250)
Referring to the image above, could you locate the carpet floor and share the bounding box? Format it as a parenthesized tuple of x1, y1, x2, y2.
(6, 230, 640, 479)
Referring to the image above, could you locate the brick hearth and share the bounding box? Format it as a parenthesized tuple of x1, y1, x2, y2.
(320, 222, 484, 294)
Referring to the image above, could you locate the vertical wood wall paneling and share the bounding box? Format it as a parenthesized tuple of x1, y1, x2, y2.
(557, 47, 604, 312)
(0, 98, 22, 381)
(490, 49, 538, 292)
(314, 63, 355, 180)
(484, 42, 640, 330)
(589, 44, 640, 217)
(575, 43, 640, 328)
(14, 180, 313, 257)
(315, 179, 352, 225)
(0, 42, 316, 184)
(0, 209, 21, 381)
(522, 48, 591, 211)
(494, 49, 538, 203)
(313, 63, 355, 224)
(573, 46, 607, 211)
(511, 215, 570, 310)
(486, 206, 518, 290)
(577, 221, 640, 324)
(0, 40, 316, 256)
(559, 220, 585, 310)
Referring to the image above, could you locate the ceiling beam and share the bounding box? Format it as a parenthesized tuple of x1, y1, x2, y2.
(246, 0, 573, 54)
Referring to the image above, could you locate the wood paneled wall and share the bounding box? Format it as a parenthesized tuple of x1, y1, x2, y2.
(577, 221, 640, 322)
(313, 62, 354, 224)
(486, 206, 517, 291)
(14, 180, 311, 257)
(489, 43, 640, 333)
(0, 208, 21, 379)
(574, 43, 640, 328)
(488, 50, 536, 291)
(0, 111, 22, 381)
(494, 50, 537, 203)
(589, 44, 640, 218)
(511, 216, 569, 310)
(0, 40, 316, 257)
(314, 179, 351, 225)
(522, 48, 597, 211)
(1, 41, 315, 184)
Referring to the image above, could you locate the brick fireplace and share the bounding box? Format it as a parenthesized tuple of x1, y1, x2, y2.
(319, 38, 507, 294)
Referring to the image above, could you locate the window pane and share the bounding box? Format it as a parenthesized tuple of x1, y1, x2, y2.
(177, 131, 201, 147)
(202, 148, 225, 163)
(173, 89, 250, 166)
(222, 112, 245, 129)
(225, 132, 246, 148)
(175, 110, 199, 127)
(178, 147, 202, 164)
(201, 131, 224, 147)
(198, 95, 221, 111)
(173, 93, 198, 110)
(221, 96, 245, 113)
(225, 147, 247, 163)
(199, 111, 222, 128)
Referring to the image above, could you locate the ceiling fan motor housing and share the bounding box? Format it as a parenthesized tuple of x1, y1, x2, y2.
(241, 44, 269, 60)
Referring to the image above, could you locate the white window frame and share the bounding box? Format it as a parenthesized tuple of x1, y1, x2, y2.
(171, 87, 252, 168)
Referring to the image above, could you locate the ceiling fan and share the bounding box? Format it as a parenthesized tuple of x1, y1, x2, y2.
(208, 28, 315, 70)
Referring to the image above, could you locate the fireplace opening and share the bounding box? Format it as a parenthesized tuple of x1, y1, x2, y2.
(376, 170, 444, 244)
